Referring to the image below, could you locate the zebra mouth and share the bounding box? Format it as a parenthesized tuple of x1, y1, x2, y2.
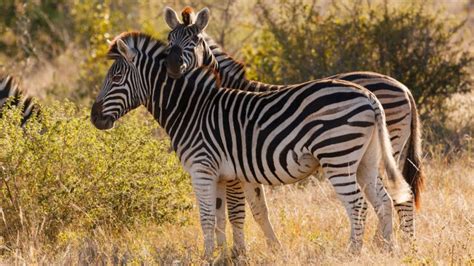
(91, 116, 115, 130)
(90, 101, 115, 130)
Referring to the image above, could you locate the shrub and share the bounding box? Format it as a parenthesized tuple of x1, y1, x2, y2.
(243, 0, 473, 118)
(0, 1, 70, 60)
(0, 101, 192, 245)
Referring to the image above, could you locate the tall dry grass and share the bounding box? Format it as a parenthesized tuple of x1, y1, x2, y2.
(1, 154, 472, 265)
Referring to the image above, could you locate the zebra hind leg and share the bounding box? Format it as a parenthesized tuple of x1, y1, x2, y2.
(357, 129, 395, 251)
(242, 182, 281, 249)
(394, 200, 415, 238)
(394, 140, 415, 239)
(321, 162, 368, 254)
(358, 175, 395, 251)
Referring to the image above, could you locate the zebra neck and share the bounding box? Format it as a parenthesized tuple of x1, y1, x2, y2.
(147, 69, 218, 153)
(202, 35, 288, 92)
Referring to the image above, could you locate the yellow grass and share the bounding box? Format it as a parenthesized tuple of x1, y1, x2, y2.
(2, 156, 472, 265)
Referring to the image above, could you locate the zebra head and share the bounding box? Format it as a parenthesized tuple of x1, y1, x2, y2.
(91, 36, 145, 130)
(164, 6, 210, 79)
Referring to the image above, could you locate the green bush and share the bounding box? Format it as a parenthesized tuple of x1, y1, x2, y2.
(0, 1, 70, 60)
(243, 0, 473, 118)
(70, 1, 164, 103)
(0, 101, 192, 245)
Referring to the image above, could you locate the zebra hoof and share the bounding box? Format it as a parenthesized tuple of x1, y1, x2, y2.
(348, 240, 363, 255)
(372, 235, 394, 253)
(372, 231, 384, 247)
(399, 226, 415, 241)
(213, 251, 232, 266)
(267, 239, 282, 253)
(230, 247, 248, 265)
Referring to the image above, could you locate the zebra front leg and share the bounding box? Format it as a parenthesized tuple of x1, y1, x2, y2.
(191, 170, 218, 261)
(242, 182, 281, 248)
(225, 180, 246, 257)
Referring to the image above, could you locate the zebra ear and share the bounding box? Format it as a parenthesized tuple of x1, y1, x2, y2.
(195, 7, 210, 32)
(164, 7, 180, 29)
(116, 39, 136, 62)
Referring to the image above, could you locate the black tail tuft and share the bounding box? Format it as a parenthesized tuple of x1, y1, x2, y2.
(403, 92, 424, 209)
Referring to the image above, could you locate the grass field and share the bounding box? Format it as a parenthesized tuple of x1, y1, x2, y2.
(3, 152, 472, 265)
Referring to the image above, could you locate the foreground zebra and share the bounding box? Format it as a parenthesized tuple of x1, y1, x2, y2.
(0, 75, 38, 127)
(90, 32, 412, 259)
(163, 6, 424, 252)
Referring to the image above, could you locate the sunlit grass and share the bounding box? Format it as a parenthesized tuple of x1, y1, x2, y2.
(1, 155, 472, 265)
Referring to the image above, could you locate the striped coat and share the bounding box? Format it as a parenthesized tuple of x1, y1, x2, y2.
(91, 32, 412, 259)
(163, 6, 424, 253)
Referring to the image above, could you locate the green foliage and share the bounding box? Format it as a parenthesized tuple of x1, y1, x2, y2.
(0, 1, 70, 60)
(71, 1, 114, 102)
(243, 0, 473, 117)
(0, 101, 192, 245)
(70, 1, 162, 103)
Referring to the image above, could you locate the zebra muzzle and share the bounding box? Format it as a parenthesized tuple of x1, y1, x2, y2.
(90, 101, 115, 130)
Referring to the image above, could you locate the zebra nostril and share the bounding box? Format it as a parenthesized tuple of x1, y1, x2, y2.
(180, 64, 187, 73)
(91, 101, 104, 117)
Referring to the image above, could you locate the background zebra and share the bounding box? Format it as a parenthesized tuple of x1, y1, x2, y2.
(91, 32, 412, 259)
(0, 75, 39, 127)
(163, 6, 424, 251)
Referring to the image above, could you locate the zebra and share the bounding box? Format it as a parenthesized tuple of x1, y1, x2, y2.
(163, 6, 424, 252)
(0, 75, 39, 127)
(90, 32, 412, 259)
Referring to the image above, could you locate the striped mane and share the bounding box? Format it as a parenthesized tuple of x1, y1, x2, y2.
(106, 31, 167, 60)
(201, 34, 247, 84)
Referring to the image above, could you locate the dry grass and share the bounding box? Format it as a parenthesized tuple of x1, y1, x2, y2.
(1, 155, 472, 265)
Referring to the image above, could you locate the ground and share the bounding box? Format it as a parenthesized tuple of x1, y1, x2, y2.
(5, 156, 471, 265)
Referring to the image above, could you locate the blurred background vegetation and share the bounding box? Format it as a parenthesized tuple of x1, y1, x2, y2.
(0, 0, 472, 146)
(0, 0, 472, 262)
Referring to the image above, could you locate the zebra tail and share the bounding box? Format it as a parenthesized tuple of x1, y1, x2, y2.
(372, 97, 412, 204)
(403, 91, 424, 209)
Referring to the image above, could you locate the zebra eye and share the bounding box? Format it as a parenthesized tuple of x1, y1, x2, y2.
(112, 74, 122, 83)
(194, 36, 203, 46)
